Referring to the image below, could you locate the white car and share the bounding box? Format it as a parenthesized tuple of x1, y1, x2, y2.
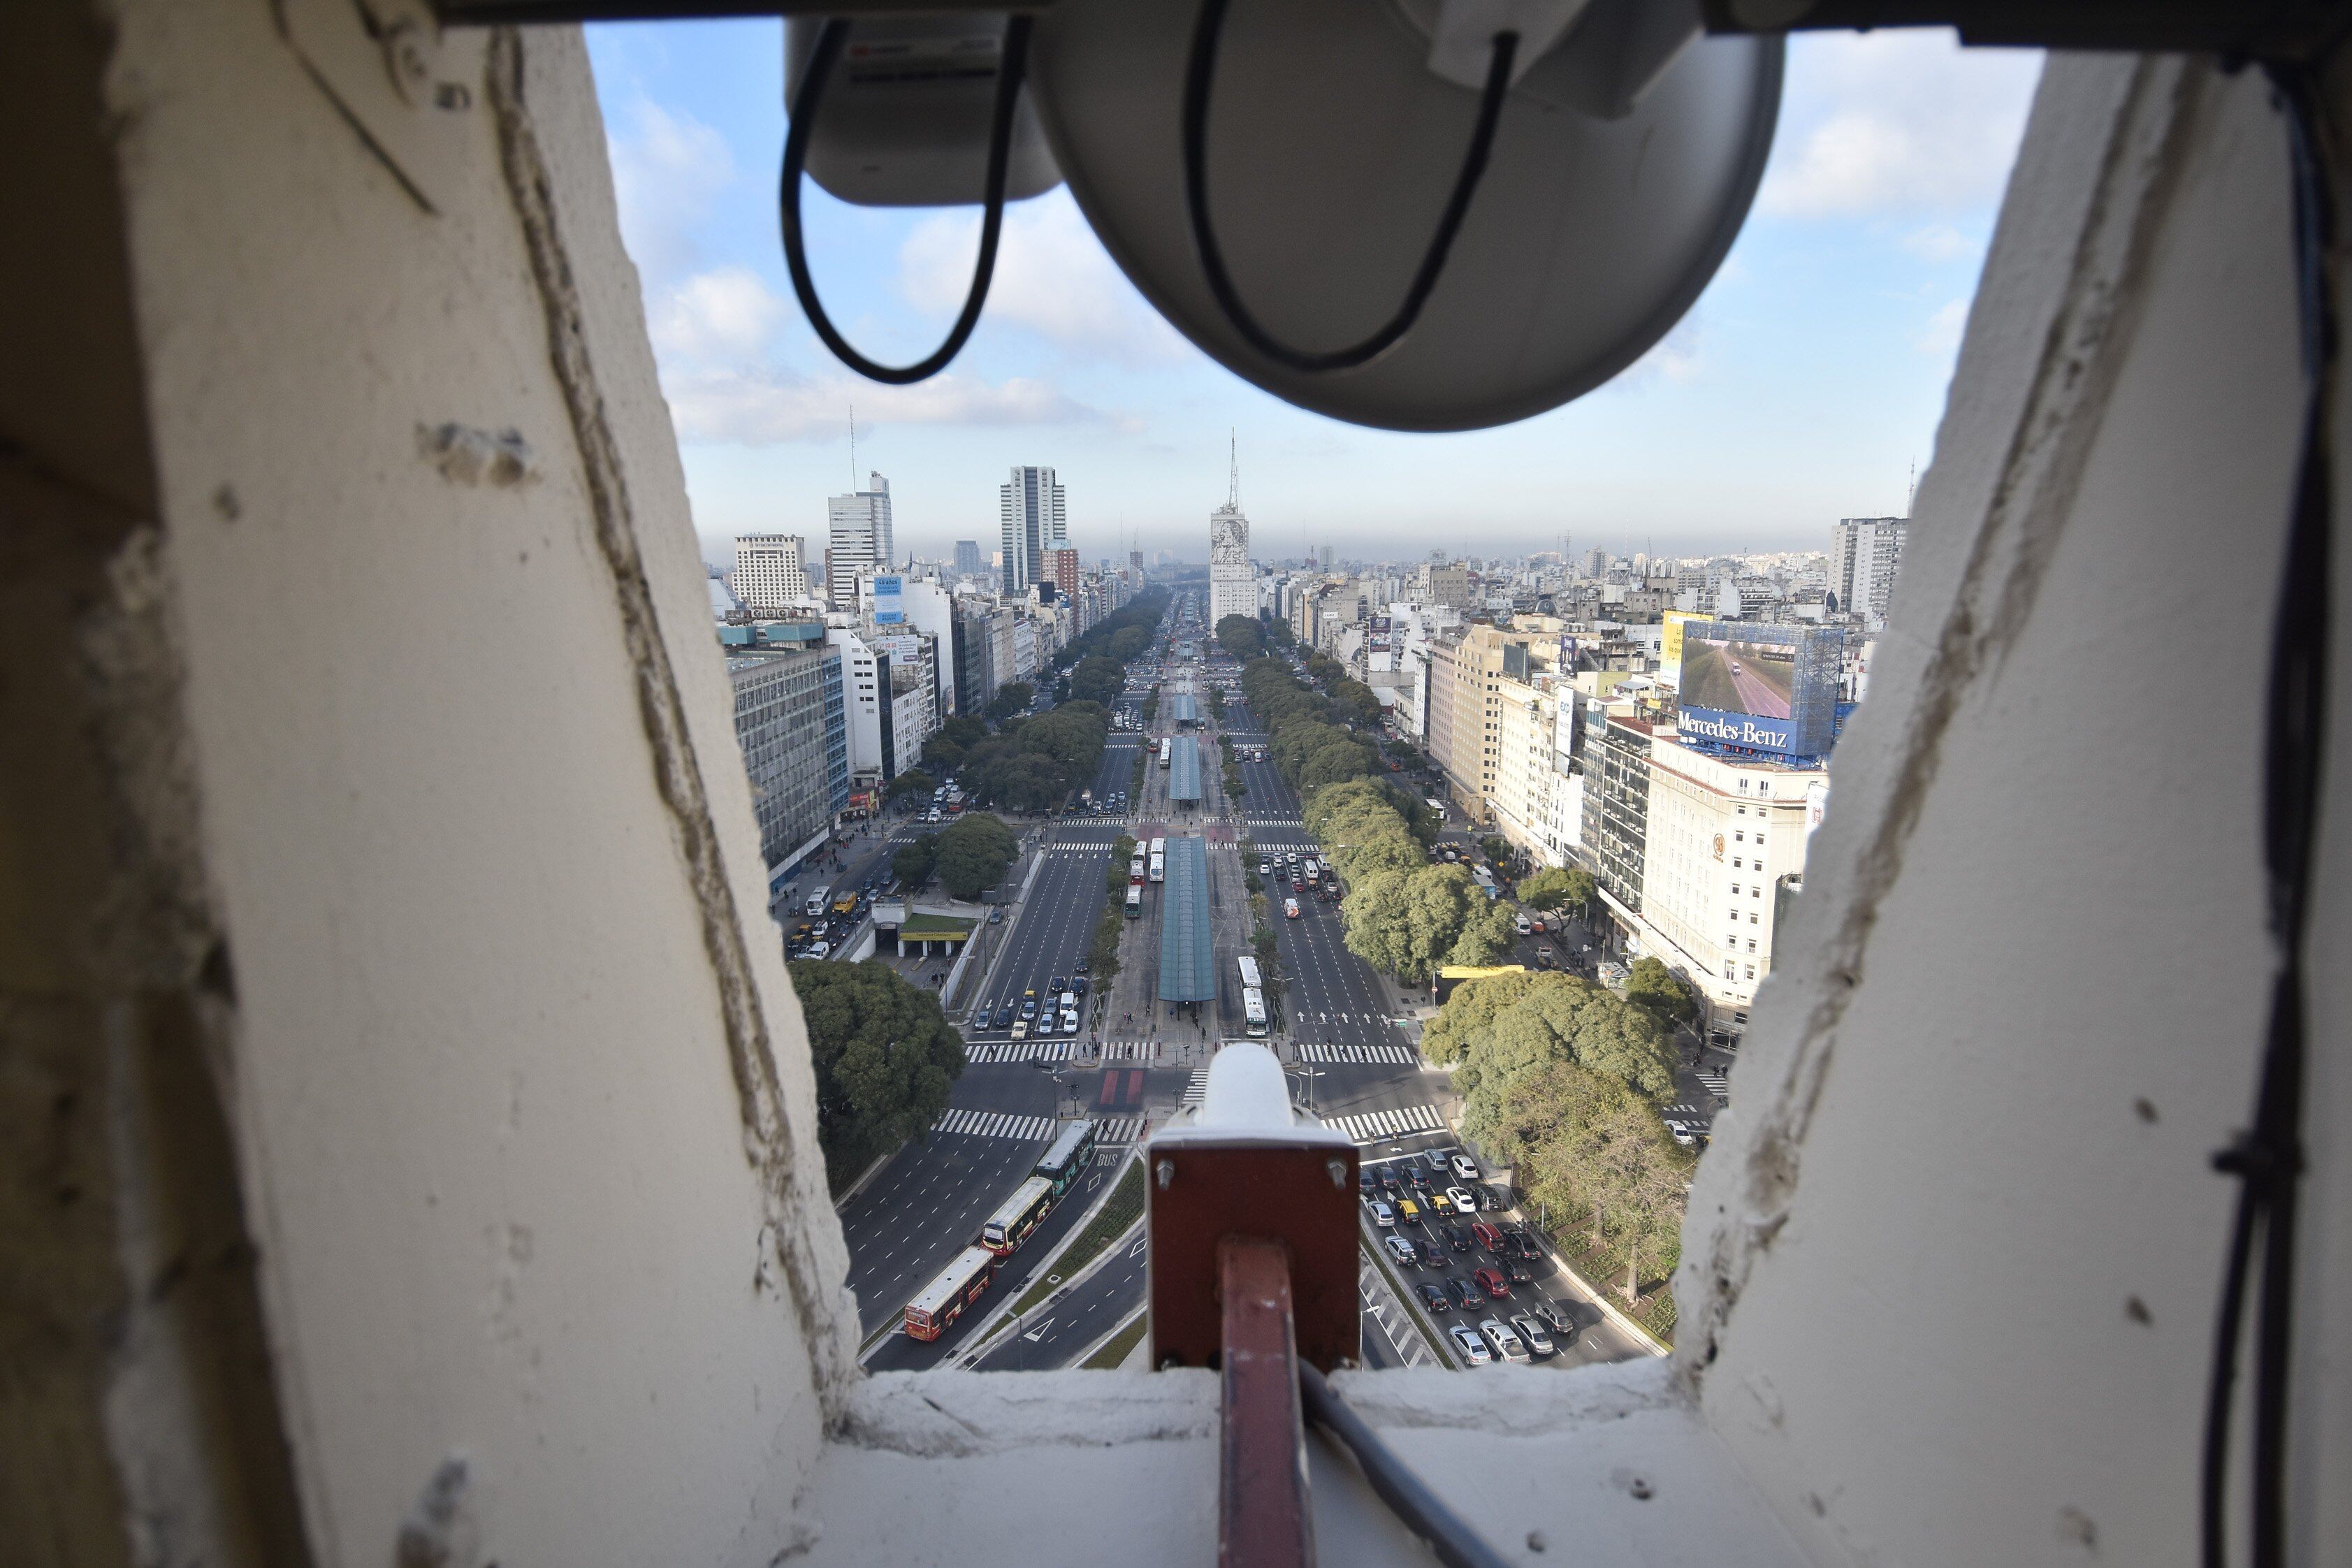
(1367, 1200, 1395, 1228)
(1509, 1312, 1555, 1357)
(1449, 1153, 1481, 1182)
(1664, 1119, 1697, 1147)
(1445, 1184, 1479, 1214)
(1449, 1324, 1493, 1365)
(1480, 1317, 1530, 1363)
(1384, 1235, 1418, 1267)
(1513, 913, 1533, 936)
(1010, 1019, 1029, 1041)
(1059, 1010, 1080, 1035)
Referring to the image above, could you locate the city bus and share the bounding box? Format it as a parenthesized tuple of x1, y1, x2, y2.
(1126, 884, 1142, 917)
(1237, 955, 1268, 1038)
(1149, 836, 1166, 883)
(1159, 736, 1173, 768)
(1034, 1119, 1099, 1196)
(980, 1176, 1055, 1256)
(1129, 850, 1147, 883)
(903, 1245, 996, 1341)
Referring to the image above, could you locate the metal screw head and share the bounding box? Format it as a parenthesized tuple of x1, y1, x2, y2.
(1326, 1158, 1347, 1188)
(1156, 1159, 1174, 1189)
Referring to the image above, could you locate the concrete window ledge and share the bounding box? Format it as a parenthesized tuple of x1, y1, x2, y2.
(801, 1360, 1804, 1567)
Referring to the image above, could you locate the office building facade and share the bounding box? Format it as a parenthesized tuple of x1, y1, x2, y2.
(827, 472, 894, 608)
(729, 533, 814, 615)
(999, 465, 1066, 594)
(1829, 516, 1908, 624)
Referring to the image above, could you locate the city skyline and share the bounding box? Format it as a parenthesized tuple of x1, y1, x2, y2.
(586, 24, 2043, 574)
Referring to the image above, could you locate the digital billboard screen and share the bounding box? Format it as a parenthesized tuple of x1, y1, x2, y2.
(872, 574, 905, 625)
(1368, 616, 1393, 653)
(1677, 625, 1841, 757)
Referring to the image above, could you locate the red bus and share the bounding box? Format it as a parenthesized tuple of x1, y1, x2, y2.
(904, 1246, 996, 1341)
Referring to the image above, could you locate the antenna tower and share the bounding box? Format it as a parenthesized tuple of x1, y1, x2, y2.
(848, 402, 857, 488)
(1228, 428, 1240, 509)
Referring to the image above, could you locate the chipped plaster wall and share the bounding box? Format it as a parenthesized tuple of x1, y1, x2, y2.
(50, 0, 850, 1561)
(1678, 55, 2351, 1567)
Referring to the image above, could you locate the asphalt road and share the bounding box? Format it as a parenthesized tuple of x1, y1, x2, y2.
(965, 845, 1112, 1043)
(972, 1219, 1147, 1370)
(840, 1112, 1052, 1338)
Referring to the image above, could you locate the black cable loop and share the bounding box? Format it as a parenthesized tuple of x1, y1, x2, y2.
(1182, 0, 1517, 373)
(2200, 61, 2332, 1568)
(779, 17, 1031, 385)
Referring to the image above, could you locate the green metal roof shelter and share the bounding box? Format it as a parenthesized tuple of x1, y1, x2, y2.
(1157, 836, 1217, 1003)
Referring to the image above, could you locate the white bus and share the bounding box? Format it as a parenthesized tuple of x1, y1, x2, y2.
(1159, 736, 1173, 768)
(1129, 851, 1148, 883)
(980, 1176, 1056, 1256)
(903, 1245, 996, 1341)
(1149, 836, 1166, 884)
(1237, 956, 1267, 1038)
(1126, 884, 1143, 917)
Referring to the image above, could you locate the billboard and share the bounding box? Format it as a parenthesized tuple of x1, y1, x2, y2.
(1368, 616, 1393, 653)
(1659, 611, 1708, 688)
(1677, 624, 1842, 758)
(871, 574, 905, 625)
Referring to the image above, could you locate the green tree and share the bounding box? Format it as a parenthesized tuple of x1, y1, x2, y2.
(1517, 866, 1596, 915)
(1421, 969, 1676, 1101)
(1111, 625, 1149, 661)
(789, 959, 966, 1189)
(1068, 655, 1126, 705)
(1470, 1059, 1691, 1301)
(1108, 834, 1138, 894)
(1623, 957, 1699, 1026)
(986, 681, 1036, 721)
(886, 768, 936, 801)
(1449, 897, 1522, 966)
(1479, 834, 1511, 866)
(1216, 614, 1267, 661)
(892, 832, 940, 888)
(935, 812, 1019, 899)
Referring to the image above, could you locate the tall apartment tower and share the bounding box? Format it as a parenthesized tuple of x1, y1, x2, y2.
(729, 532, 813, 615)
(1208, 436, 1254, 627)
(999, 465, 1066, 594)
(827, 472, 894, 609)
(1829, 516, 1908, 623)
(953, 539, 983, 576)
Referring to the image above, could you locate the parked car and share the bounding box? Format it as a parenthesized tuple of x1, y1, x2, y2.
(989, 908, 1003, 924)
(1383, 1235, 1418, 1267)
(1509, 1313, 1555, 1357)
(1479, 1317, 1531, 1363)
(1474, 1267, 1511, 1299)
(1449, 1325, 1493, 1365)
(1450, 1152, 1481, 1182)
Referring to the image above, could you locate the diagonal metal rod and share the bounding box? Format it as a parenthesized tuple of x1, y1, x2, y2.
(1220, 1237, 1314, 1568)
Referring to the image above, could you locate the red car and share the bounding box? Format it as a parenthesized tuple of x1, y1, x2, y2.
(1474, 1267, 1511, 1298)
(1471, 1220, 1504, 1252)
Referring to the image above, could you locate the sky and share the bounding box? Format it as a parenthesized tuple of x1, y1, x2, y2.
(581, 22, 2043, 569)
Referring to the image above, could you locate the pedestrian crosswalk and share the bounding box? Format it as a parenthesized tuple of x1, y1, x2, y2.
(931, 1109, 1059, 1141)
(1697, 1069, 1731, 1101)
(1298, 1043, 1421, 1066)
(1319, 1103, 1447, 1145)
(1182, 1068, 1210, 1108)
(1096, 1116, 1147, 1144)
(965, 1040, 1075, 1064)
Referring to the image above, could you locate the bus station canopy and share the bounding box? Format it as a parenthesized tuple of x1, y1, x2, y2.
(1168, 736, 1202, 803)
(1158, 836, 1217, 1003)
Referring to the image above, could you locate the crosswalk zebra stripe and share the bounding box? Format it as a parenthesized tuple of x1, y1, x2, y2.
(1320, 1104, 1446, 1146)
(1297, 1043, 1419, 1065)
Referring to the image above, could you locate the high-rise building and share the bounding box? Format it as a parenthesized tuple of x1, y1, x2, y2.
(954, 539, 983, 576)
(1043, 546, 1081, 606)
(999, 465, 1066, 594)
(1319, 545, 1336, 569)
(729, 532, 813, 615)
(1208, 437, 1254, 629)
(827, 472, 893, 609)
(1829, 516, 1908, 624)
(1585, 547, 1609, 579)
(723, 637, 836, 873)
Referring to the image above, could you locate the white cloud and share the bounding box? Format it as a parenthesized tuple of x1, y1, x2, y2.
(1900, 224, 1973, 262)
(897, 191, 1190, 363)
(1759, 32, 2042, 219)
(662, 363, 1108, 445)
(1609, 314, 1706, 391)
(606, 98, 735, 282)
(1917, 297, 1969, 358)
(649, 267, 787, 363)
